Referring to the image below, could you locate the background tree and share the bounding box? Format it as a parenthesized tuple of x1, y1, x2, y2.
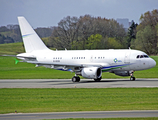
(50, 16, 80, 49)
(131, 9, 158, 55)
(132, 25, 156, 54)
(127, 21, 137, 47)
(35, 27, 54, 38)
(0, 34, 5, 44)
(85, 34, 102, 49)
(108, 37, 123, 49)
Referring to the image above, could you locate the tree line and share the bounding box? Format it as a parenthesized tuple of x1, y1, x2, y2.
(48, 9, 158, 55)
(0, 25, 21, 44)
(0, 25, 53, 44)
(48, 15, 127, 50)
(0, 9, 158, 55)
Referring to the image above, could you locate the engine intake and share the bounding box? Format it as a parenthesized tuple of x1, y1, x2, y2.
(81, 67, 102, 79)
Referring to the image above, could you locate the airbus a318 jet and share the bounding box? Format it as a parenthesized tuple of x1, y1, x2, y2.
(10, 17, 156, 82)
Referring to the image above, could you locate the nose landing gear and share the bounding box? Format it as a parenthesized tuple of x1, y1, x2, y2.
(130, 71, 135, 81)
(130, 76, 135, 81)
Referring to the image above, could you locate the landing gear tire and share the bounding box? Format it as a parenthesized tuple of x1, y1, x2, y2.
(130, 71, 135, 81)
(72, 76, 80, 82)
(130, 76, 136, 81)
(94, 76, 102, 82)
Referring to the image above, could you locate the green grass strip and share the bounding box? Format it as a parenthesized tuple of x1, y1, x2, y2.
(0, 88, 158, 114)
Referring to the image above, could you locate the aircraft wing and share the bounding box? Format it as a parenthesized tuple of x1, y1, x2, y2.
(2, 54, 110, 71)
(27, 61, 109, 68)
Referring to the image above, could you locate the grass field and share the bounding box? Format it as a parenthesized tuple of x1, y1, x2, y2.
(0, 88, 158, 114)
(0, 42, 24, 55)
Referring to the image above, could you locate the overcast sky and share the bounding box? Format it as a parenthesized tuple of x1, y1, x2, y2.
(0, 0, 158, 28)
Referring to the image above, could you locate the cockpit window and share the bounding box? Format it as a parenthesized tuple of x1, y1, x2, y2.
(140, 55, 143, 58)
(136, 55, 149, 58)
(136, 55, 140, 58)
(144, 55, 149, 58)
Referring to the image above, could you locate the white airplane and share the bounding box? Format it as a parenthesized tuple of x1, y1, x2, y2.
(15, 16, 156, 82)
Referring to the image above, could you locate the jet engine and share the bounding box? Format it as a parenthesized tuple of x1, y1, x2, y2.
(81, 67, 102, 79)
(113, 71, 130, 76)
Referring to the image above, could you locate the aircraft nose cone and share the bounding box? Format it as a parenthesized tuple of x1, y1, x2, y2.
(149, 58, 156, 68)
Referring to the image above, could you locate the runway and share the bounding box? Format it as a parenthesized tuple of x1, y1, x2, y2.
(0, 78, 158, 88)
(0, 110, 158, 120)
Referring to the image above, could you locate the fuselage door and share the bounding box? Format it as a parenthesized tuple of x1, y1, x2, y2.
(90, 55, 93, 62)
(124, 52, 130, 63)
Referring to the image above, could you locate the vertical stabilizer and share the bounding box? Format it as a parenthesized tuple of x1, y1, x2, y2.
(18, 16, 49, 53)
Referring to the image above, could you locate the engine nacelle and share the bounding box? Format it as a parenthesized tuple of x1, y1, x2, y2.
(81, 67, 102, 79)
(114, 71, 130, 76)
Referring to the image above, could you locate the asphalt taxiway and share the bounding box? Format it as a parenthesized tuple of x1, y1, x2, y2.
(0, 110, 158, 120)
(0, 78, 158, 88)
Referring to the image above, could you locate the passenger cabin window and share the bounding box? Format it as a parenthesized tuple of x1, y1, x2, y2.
(72, 57, 86, 59)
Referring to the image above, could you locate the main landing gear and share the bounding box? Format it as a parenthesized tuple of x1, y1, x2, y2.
(130, 71, 135, 81)
(94, 76, 102, 82)
(72, 76, 80, 82)
(72, 76, 102, 82)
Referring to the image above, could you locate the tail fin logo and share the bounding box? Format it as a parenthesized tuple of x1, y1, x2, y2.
(22, 33, 33, 38)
